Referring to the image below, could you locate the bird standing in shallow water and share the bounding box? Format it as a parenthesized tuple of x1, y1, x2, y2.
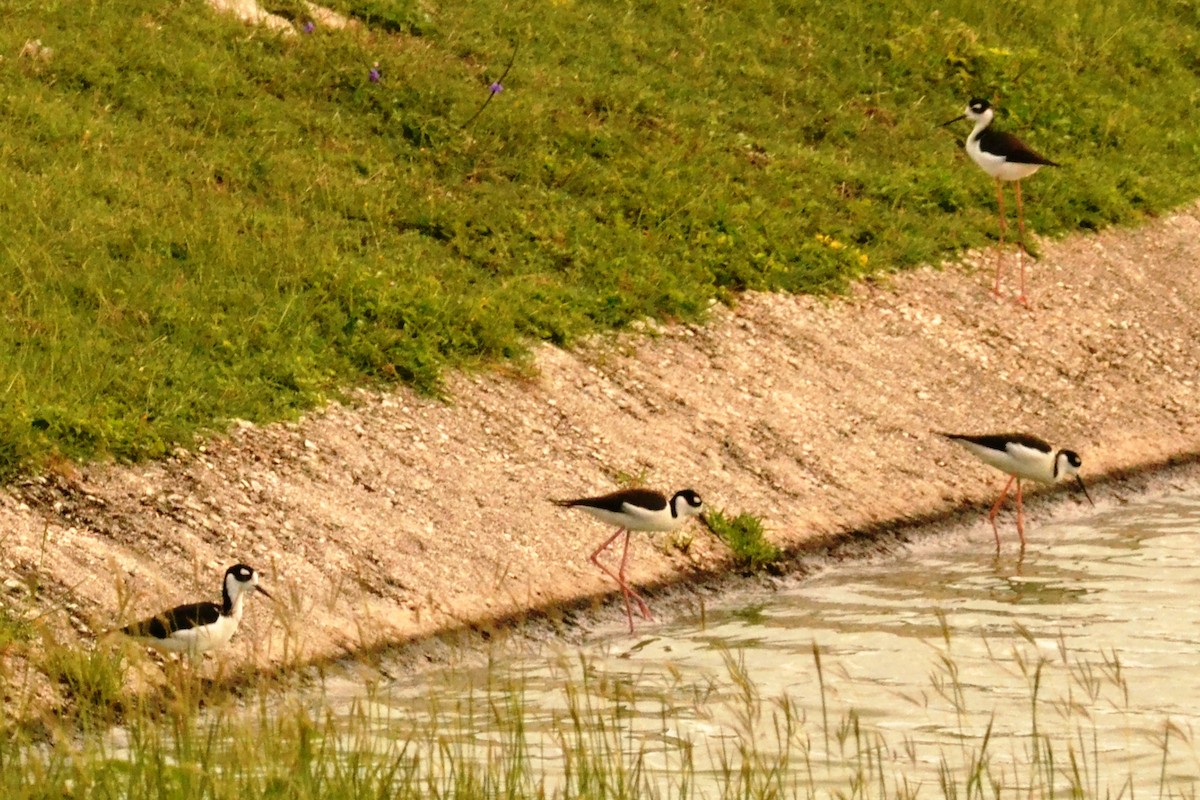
(942, 98, 1059, 306)
(554, 487, 706, 633)
(119, 563, 272, 665)
(938, 432, 1092, 550)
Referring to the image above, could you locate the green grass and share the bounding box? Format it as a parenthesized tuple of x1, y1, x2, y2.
(0, 623, 1189, 799)
(0, 604, 33, 652)
(2, 0, 1199, 476)
(705, 509, 783, 571)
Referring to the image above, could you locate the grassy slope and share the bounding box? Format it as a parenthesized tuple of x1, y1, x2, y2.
(0, 0, 1197, 477)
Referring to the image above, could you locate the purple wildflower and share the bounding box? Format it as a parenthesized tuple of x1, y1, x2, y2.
(489, 81, 504, 95)
(302, 20, 315, 33)
(369, 62, 381, 83)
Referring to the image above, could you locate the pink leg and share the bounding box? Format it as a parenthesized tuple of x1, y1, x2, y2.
(616, 529, 653, 623)
(589, 528, 650, 633)
(987, 476, 1015, 551)
(993, 179, 1008, 300)
(590, 528, 634, 630)
(1014, 181, 1030, 308)
(1015, 480, 1027, 549)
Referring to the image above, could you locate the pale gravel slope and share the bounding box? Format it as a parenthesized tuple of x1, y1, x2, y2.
(2, 204, 1198, 674)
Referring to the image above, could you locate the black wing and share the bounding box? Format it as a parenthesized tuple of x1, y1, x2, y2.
(939, 432, 1053, 453)
(122, 602, 222, 639)
(978, 129, 1059, 166)
(554, 487, 668, 513)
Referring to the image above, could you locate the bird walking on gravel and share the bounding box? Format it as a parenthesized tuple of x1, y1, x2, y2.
(938, 432, 1093, 550)
(117, 563, 273, 666)
(942, 98, 1059, 306)
(554, 487, 707, 633)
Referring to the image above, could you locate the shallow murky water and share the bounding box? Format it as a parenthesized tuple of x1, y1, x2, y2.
(324, 491, 1200, 796)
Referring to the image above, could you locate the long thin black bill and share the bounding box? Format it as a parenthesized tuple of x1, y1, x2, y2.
(939, 113, 966, 128)
(1076, 475, 1094, 506)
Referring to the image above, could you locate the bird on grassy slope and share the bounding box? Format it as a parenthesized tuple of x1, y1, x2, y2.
(119, 563, 272, 665)
(554, 487, 707, 634)
(941, 98, 1059, 306)
(938, 432, 1092, 550)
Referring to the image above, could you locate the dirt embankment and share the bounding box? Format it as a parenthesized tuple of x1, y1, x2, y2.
(2, 204, 1199, 675)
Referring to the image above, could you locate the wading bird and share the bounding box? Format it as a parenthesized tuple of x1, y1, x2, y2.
(554, 487, 706, 633)
(938, 432, 1092, 550)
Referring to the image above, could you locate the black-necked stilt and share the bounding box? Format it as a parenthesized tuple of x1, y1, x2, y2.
(554, 487, 706, 633)
(942, 98, 1059, 306)
(119, 563, 272, 665)
(938, 432, 1092, 550)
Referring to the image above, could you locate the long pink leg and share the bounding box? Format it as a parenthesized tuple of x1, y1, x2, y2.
(987, 476, 1016, 550)
(1015, 480, 1027, 549)
(616, 529, 653, 622)
(1014, 181, 1030, 307)
(993, 179, 1008, 299)
(588, 527, 648, 633)
(590, 528, 635, 630)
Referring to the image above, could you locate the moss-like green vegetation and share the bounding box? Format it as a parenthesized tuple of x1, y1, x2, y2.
(704, 509, 783, 571)
(2, 0, 1198, 476)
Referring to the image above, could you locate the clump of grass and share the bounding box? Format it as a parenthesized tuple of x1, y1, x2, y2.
(38, 633, 128, 727)
(0, 605, 33, 651)
(704, 509, 783, 572)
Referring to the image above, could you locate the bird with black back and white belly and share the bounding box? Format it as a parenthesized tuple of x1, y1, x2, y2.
(938, 432, 1092, 551)
(118, 563, 273, 666)
(554, 487, 708, 634)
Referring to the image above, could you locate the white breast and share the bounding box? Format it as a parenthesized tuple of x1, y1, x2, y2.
(141, 608, 243, 657)
(178, 613, 240, 654)
(966, 138, 1044, 181)
(960, 440, 1056, 483)
(577, 503, 681, 532)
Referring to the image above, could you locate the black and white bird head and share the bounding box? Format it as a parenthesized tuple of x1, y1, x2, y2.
(671, 489, 705, 519)
(1054, 449, 1093, 505)
(224, 563, 272, 607)
(941, 97, 994, 128)
(964, 98, 992, 121)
